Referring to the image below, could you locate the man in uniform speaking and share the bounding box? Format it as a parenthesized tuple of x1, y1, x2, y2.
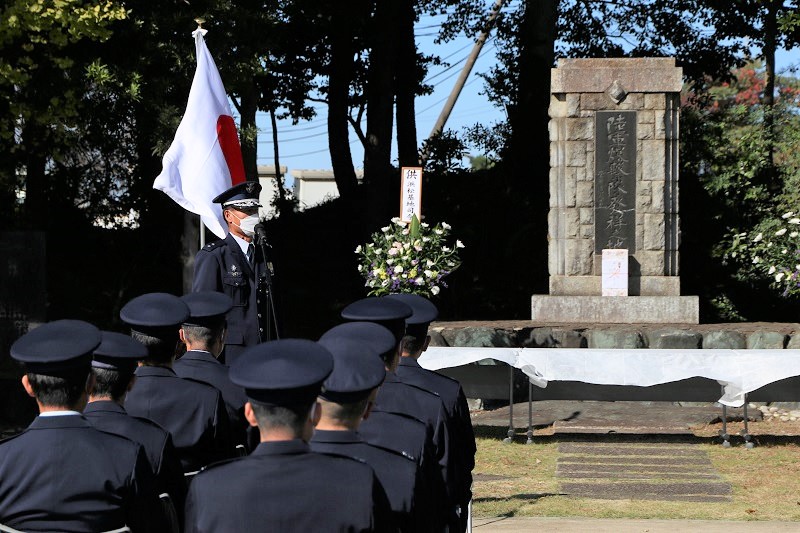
(192, 181, 273, 366)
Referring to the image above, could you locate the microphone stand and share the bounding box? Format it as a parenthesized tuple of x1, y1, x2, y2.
(255, 228, 280, 341)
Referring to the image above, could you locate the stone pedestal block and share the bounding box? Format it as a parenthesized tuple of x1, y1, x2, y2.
(531, 295, 700, 324)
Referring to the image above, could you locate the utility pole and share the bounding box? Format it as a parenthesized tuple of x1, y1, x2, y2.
(421, 0, 505, 164)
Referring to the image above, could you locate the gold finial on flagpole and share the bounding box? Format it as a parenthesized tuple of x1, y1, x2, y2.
(194, 17, 205, 29)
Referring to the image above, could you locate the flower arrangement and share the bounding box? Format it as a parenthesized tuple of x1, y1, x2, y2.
(355, 215, 464, 297)
(729, 210, 800, 297)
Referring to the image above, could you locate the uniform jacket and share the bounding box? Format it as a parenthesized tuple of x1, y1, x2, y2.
(397, 357, 476, 531)
(184, 439, 396, 532)
(173, 350, 250, 450)
(0, 414, 160, 533)
(83, 400, 187, 521)
(192, 233, 268, 366)
(125, 366, 233, 473)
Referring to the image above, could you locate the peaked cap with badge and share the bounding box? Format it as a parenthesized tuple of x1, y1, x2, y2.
(317, 335, 386, 404)
(213, 181, 262, 209)
(91, 331, 148, 372)
(340, 297, 412, 344)
(11, 319, 101, 375)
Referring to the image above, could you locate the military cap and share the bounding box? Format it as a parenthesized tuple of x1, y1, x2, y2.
(319, 322, 395, 356)
(119, 293, 189, 337)
(10, 319, 101, 375)
(384, 293, 438, 337)
(318, 336, 386, 404)
(340, 297, 412, 343)
(212, 181, 262, 208)
(91, 331, 148, 371)
(229, 339, 333, 406)
(180, 291, 233, 327)
(384, 294, 438, 325)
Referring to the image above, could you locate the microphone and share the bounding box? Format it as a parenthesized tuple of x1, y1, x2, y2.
(254, 223, 271, 247)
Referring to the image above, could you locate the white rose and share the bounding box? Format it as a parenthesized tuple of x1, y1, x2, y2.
(394, 266, 403, 273)
(415, 277, 424, 284)
(381, 226, 390, 233)
(441, 222, 451, 230)
(424, 270, 434, 278)
(431, 286, 440, 295)
(456, 240, 465, 248)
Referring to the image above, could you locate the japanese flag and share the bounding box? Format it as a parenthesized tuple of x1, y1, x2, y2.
(153, 28, 245, 239)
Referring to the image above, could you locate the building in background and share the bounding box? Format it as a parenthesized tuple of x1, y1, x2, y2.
(257, 166, 363, 219)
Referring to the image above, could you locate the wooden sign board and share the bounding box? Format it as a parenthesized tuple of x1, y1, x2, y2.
(601, 248, 628, 296)
(400, 167, 423, 222)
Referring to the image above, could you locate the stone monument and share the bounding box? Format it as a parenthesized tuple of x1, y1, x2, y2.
(531, 58, 699, 324)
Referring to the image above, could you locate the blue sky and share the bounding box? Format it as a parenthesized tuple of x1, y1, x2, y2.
(249, 19, 800, 183)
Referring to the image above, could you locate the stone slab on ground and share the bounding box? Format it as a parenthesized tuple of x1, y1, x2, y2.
(469, 400, 747, 435)
(530, 295, 700, 324)
(556, 442, 731, 502)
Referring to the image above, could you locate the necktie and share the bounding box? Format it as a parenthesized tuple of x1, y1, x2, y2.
(246, 243, 254, 264)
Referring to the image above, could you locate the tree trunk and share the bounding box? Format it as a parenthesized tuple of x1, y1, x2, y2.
(763, 0, 777, 168)
(239, 82, 259, 182)
(328, 7, 360, 200)
(395, 0, 419, 168)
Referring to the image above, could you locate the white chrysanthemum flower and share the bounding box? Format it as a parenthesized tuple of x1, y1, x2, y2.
(415, 277, 424, 284)
(796, 264, 800, 271)
(783, 249, 789, 254)
(441, 246, 451, 252)
(424, 270, 434, 278)
(441, 222, 451, 230)
(789, 218, 800, 225)
(434, 229, 443, 235)
(426, 260, 435, 267)
(421, 222, 429, 228)
(792, 232, 799, 238)
(386, 258, 394, 265)
(374, 249, 383, 255)
(783, 212, 795, 219)
(391, 217, 401, 224)
(456, 240, 465, 248)
(777, 272, 786, 282)
(752, 256, 761, 264)
(767, 242, 773, 248)
(354, 245, 362, 253)
(422, 236, 430, 243)
(768, 266, 777, 275)
(395, 219, 407, 227)
(431, 286, 440, 295)
(776, 228, 787, 236)
(394, 266, 403, 273)
(753, 233, 763, 242)
(358, 265, 363, 272)
(381, 226, 390, 233)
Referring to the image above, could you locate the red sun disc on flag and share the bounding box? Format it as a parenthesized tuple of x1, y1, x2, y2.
(217, 115, 246, 185)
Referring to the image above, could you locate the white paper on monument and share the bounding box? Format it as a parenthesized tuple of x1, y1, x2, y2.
(419, 347, 800, 407)
(400, 167, 422, 222)
(601, 248, 628, 296)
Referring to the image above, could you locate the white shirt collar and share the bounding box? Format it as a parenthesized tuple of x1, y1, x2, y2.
(230, 232, 251, 255)
(39, 410, 81, 417)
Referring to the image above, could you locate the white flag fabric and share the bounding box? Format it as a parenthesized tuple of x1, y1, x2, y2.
(153, 28, 246, 239)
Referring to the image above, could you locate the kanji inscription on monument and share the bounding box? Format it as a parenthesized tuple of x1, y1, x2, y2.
(595, 110, 636, 253)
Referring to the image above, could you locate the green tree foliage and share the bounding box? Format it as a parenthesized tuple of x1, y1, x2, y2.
(681, 62, 800, 320)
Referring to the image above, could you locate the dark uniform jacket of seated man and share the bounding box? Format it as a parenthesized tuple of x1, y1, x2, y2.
(0, 320, 162, 533)
(184, 339, 395, 532)
(192, 181, 269, 366)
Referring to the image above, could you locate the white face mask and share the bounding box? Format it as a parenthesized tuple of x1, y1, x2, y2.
(235, 214, 259, 237)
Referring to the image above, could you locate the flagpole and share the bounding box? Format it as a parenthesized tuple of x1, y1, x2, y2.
(199, 217, 205, 249)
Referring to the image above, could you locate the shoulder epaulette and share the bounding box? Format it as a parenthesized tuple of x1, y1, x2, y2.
(201, 240, 225, 252)
(366, 441, 417, 462)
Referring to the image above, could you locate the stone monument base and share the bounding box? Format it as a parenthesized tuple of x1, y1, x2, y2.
(531, 295, 699, 324)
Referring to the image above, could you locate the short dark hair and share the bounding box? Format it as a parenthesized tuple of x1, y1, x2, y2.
(91, 368, 134, 401)
(27, 370, 89, 408)
(131, 330, 178, 364)
(249, 399, 312, 437)
(320, 397, 370, 425)
(181, 321, 225, 348)
(401, 334, 426, 355)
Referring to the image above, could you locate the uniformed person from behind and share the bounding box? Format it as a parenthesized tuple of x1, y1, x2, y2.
(174, 291, 251, 452)
(320, 321, 448, 526)
(184, 339, 396, 532)
(313, 331, 435, 532)
(192, 181, 272, 366)
(84, 330, 187, 531)
(0, 320, 162, 532)
(387, 293, 476, 533)
(340, 298, 454, 522)
(120, 292, 234, 474)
